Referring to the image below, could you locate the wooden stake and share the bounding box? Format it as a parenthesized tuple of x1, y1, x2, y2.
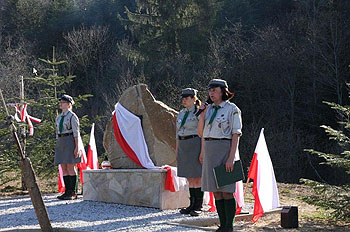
(0, 89, 53, 232)
(20, 76, 24, 103)
(19, 76, 27, 190)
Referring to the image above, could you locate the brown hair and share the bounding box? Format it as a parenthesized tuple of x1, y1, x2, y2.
(221, 87, 234, 101)
(190, 95, 201, 109)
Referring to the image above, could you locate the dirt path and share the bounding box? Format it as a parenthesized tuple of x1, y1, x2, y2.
(232, 183, 350, 231)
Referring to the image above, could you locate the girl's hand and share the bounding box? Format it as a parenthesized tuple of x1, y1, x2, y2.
(199, 152, 204, 164)
(225, 158, 234, 172)
(74, 146, 79, 158)
(199, 103, 208, 115)
(199, 102, 207, 111)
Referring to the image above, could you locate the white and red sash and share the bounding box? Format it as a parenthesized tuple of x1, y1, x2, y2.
(14, 104, 41, 136)
(112, 103, 184, 191)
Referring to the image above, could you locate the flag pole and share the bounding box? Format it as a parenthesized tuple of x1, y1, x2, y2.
(243, 177, 250, 198)
(20, 75, 27, 190)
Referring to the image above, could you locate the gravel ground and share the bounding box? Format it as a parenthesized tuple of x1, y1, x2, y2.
(0, 194, 220, 232)
(2, 183, 349, 232)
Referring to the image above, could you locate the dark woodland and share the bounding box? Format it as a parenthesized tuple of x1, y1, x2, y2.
(0, 0, 349, 187)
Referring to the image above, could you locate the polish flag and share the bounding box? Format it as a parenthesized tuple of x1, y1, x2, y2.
(207, 192, 216, 212)
(112, 103, 185, 192)
(234, 180, 244, 215)
(205, 181, 243, 214)
(87, 123, 99, 170)
(205, 181, 244, 214)
(234, 149, 245, 215)
(14, 104, 41, 136)
(58, 164, 65, 193)
(248, 128, 279, 222)
(113, 103, 155, 169)
(77, 136, 88, 184)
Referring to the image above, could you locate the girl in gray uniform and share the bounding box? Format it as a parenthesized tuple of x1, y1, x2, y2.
(176, 88, 203, 216)
(55, 94, 81, 200)
(198, 79, 242, 232)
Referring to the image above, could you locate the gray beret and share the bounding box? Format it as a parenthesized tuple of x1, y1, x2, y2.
(208, 79, 228, 89)
(59, 94, 75, 104)
(181, 88, 198, 97)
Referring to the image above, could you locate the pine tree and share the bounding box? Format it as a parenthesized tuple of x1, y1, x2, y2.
(118, 0, 220, 83)
(0, 47, 92, 190)
(0, 112, 20, 190)
(304, 83, 350, 222)
(26, 47, 92, 177)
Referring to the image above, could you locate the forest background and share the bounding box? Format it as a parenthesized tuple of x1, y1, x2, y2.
(0, 0, 349, 188)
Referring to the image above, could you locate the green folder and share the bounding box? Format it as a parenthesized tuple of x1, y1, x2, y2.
(213, 160, 245, 188)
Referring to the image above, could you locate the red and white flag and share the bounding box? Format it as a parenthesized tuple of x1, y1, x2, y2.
(113, 103, 155, 169)
(58, 164, 65, 193)
(87, 123, 99, 170)
(13, 104, 41, 136)
(234, 149, 245, 215)
(205, 182, 243, 214)
(248, 128, 279, 222)
(207, 192, 216, 212)
(235, 180, 244, 215)
(112, 103, 185, 192)
(77, 136, 88, 184)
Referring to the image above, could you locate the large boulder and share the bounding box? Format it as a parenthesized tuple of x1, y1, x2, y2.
(103, 84, 178, 168)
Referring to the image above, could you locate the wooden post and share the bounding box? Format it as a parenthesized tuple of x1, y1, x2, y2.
(20, 75, 27, 190)
(0, 89, 53, 232)
(20, 76, 26, 154)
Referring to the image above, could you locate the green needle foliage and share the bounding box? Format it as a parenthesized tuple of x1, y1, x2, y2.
(118, 0, 220, 84)
(0, 47, 92, 189)
(0, 120, 21, 187)
(26, 47, 92, 178)
(304, 83, 350, 222)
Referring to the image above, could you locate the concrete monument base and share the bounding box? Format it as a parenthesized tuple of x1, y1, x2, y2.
(83, 169, 189, 210)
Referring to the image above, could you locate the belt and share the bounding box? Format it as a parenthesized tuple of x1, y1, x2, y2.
(178, 135, 198, 140)
(58, 132, 73, 137)
(204, 137, 231, 141)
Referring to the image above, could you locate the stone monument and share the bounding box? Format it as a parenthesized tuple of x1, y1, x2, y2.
(83, 84, 189, 209)
(103, 84, 178, 168)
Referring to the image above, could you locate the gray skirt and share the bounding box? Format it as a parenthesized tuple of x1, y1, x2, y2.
(201, 140, 236, 193)
(55, 135, 81, 165)
(177, 136, 202, 178)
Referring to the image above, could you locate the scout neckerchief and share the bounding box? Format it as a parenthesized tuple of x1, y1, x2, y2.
(180, 110, 190, 128)
(59, 112, 68, 134)
(208, 105, 221, 125)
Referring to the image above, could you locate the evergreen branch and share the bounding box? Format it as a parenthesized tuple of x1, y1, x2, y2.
(320, 125, 350, 145)
(38, 58, 67, 65)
